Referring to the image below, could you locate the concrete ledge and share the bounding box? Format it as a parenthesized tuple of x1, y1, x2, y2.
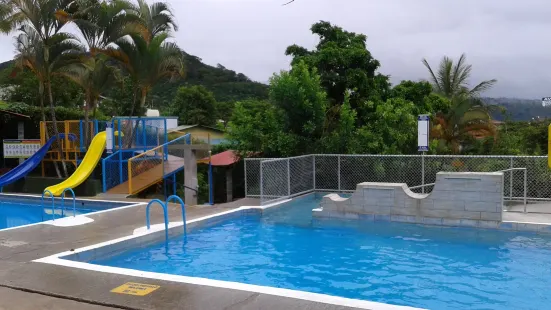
(317, 171, 504, 227)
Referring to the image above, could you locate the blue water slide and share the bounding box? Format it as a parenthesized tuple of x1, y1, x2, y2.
(0, 134, 76, 188)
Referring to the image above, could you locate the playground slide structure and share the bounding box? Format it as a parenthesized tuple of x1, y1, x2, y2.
(0, 134, 76, 188)
(44, 132, 107, 196)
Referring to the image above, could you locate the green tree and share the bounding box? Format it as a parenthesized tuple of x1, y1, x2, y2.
(107, 0, 181, 116)
(61, 55, 118, 144)
(431, 95, 496, 154)
(215, 101, 234, 129)
(228, 100, 295, 157)
(171, 85, 217, 126)
(422, 54, 497, 99)
(285, 21, 389, 125)
(391, 80, 450, 115)
(1, 0, 83, 177)
(269, 61, 327, 141)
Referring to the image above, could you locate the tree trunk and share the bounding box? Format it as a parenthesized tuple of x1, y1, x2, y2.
(83, 94, 90, 147)
(125, 87, 142, 148)
(47, 79, 68, 177)
(39, 82, 62, 178)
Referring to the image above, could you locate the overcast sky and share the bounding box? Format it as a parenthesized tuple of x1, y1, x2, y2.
(0, 0, 549, 99)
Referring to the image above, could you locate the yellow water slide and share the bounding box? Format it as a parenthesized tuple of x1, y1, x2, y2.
(44, 131, 107, 196)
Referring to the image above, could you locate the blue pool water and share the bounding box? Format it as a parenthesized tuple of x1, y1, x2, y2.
(91, 195, 551, 309)
(0, 199, 110, 230)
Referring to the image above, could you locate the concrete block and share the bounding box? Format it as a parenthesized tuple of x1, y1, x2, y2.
(321, 202, 337, 211)
(451, 191, 480, 201)
(365, 196, 393, 206)
(465, 202, 500, 212)
(363, 188, 394, 198)
(459, 219, 479, 227)
(423, 217, 443, 225)
(428, 199, 465, 210)
(421, 209, 480, 220)
(391, 215, 410, 223)
(420, 199, 434, 209)
(358, 214, 374, 221)
(478, 220, 499, 229)
(342, 212, 360, 220)
(538, 225, 551, 233)
(390, 207, 419, 216)
(480, 212, 501, 221)
(348, 204, 364, 214)
(479, 193, 503, 203)
(404, 199, 419, 209)
(498, 222, 517, 231)
(374, 214, 391, 222)
(363, 205, 391, 215)
(442, 219, 461, 227)
(428, 191, 451, 200)
(517, 223, 544, 232)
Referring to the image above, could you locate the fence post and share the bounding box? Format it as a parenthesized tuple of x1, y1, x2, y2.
(421, 153, 425, 194)
(287, 158, 291, 197)
(313, 155, 316, 191)
(260, 161, 263, 205)
(510, 158, 514, 199)
(244, 159, 248, 197)
(524, 169, 528, 213)
(338, 155, 341, 191)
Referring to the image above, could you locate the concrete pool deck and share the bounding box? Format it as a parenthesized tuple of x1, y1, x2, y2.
(0, 196, 383, 310)
(3, 194, 551, 310)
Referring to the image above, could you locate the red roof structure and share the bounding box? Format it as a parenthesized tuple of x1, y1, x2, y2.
(200, 150, 241, 167)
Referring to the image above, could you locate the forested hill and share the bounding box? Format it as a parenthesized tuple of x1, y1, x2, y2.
(0, 51, 269, 105)
(150, 52, 268, 103)
(483, 97, 549, 121)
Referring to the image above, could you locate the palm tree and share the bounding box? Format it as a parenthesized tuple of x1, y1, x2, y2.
(111, 32, 182, 114)
(13, 26, 62, 177)
(61, 55, 118, 145)
(422, 54, 497, 99)
(0, 0, 81, 176)
(431, 95, 496, 153)
(58, 0, 137, 145)
(114, 0, 180, 116)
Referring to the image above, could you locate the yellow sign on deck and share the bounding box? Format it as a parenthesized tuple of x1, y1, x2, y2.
(111, 282, 160, 296)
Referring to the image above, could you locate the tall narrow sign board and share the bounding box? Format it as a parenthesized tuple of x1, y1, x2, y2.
(418, 115, 429, 152)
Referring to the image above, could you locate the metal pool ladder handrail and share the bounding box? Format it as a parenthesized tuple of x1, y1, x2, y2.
(41, 190, 56, 221)
(498, 168, 528, 213)
(145, 199, 169, 242)
(166, 195, 186, 236)
(61, 188, 76, 217)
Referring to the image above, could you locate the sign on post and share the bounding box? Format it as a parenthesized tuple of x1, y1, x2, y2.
(418, 115, 429, 152)
(106, 123, 113, 153)
(2, 139, 41, 159)
(542, 97, 551, 107)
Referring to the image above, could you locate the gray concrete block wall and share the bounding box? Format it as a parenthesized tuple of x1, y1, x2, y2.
(316, 171, 504, 228)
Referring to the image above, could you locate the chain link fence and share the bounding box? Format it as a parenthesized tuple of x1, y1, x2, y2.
(246, 154, 551, 206)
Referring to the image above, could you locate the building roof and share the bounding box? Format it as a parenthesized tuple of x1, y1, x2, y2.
(168, 124, 224, 133)
(0, 109, 30, 119)
(200, 150, 240, 167)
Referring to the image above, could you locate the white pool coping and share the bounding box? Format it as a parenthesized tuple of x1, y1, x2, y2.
(33, 197, 424, 310)
(0, 193, 146, 232)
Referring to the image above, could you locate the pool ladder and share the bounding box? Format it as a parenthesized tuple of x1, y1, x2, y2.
(41, 188, 77, 221)
(145, 195, 187, 242)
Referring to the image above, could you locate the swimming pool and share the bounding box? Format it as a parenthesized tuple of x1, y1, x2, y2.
(0, 194, 134, 230)
(76, 195, 551, 309)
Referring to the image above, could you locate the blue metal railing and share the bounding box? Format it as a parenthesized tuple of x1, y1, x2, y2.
(102, 150, 121, 193)
(145, 199, 169, 242)
(41, 190, 56, 221)
(166, 195, 187, 236)
(61, 188, 76, 217)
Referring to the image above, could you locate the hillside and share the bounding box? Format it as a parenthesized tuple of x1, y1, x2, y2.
(0, 51, 269, 106)
(483, 97, 550, 121)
